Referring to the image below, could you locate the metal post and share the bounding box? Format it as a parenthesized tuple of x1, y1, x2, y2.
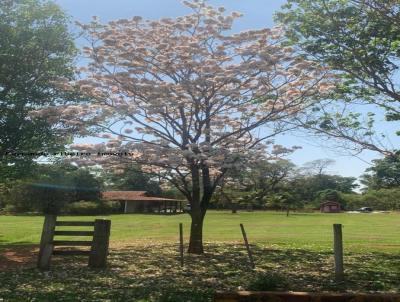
(179, 223, 184, 267)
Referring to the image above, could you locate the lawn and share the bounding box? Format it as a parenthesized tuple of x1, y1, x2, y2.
(1, 211, 399, 252)
(0, 211, 399, 301)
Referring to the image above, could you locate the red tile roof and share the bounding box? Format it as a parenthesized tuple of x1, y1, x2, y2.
(102, 191, 182, 202)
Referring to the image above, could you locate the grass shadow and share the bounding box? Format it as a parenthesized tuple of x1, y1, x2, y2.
(0, 243, 398, 301)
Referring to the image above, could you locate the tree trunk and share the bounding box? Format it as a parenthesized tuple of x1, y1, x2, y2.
(231, 202, 237, 214)
(286, 206, 290, 217)
(186, 160, 217, 254)
(187, 163, 204, 254)
(188, 211, 205, 254)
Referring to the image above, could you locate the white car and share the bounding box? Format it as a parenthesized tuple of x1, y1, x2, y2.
(357, 207, 373, 213)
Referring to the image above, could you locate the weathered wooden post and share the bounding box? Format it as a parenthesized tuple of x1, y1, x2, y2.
(179, 223, 184, 267)
(37, 214, 57, 270)
(240, 223, 255, 269)
(89, 219, 111, 268)
(333, 223, 344, 282)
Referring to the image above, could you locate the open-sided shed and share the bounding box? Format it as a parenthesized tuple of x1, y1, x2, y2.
(102, 191, 184, 214)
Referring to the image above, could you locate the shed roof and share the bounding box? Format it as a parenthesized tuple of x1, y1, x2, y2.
(102, 191, 182, 202)
(320, 200, 341, 206)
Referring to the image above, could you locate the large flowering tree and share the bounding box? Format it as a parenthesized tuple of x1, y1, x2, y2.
(38, 1, 334, 253)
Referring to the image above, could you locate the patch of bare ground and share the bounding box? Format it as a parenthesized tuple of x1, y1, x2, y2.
(0, 243, 398, 301)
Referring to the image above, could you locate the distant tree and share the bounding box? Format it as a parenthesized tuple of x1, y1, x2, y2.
(361, 153, 400, 190)
(36, 164, 103, 202)
(342, 188, 400, 211)
(315, 189, 343, 203)
(211, 160, 249, 213)
(6, 175, 74, 214)
(0, 0, 77, 181)
(211, 158, 357, 212)
(70, 169, 103, 201)
(316, 174, 358, 194)
(213, 182, 249, 213)
(212, 159, 296, 212)
(0, 183, 6, 210)
(4, 164, 102, 213)
(105, 164, 162, 196)
(215, 158, 356, 210)
(265, 191, 298, 216)
(239, 159, 296, 208)
(248, 159, 296, 193)
(288, 174, 357, 205)
(302, 158, 335, 176)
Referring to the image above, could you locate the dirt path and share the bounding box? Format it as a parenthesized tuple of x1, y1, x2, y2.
(0, 246, 38, 270)
(0, 242, 136, 271)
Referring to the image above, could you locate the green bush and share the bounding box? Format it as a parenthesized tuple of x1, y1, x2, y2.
(3, 180, 72, 214)
(1, 164, 104, 214)
(2, 204, 18, 214)
(246, 271, 287, 291)
(65, 200, 120, 215)
(342, 189, 400, 211)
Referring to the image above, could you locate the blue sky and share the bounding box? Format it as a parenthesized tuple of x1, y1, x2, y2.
(53, 0, 399, 180)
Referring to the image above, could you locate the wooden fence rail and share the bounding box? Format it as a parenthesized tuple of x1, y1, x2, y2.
(214, 291, 400, 302)
(37, 215, 111, 270)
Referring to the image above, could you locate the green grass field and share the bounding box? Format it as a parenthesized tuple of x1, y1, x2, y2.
(1, 211, 399, 252)
(1, 211, 399, 301)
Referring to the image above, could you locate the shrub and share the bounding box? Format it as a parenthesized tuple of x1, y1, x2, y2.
(65, 200, 120, 215)
(246, 271, 287, 291)
(2, 164, 104, 214)
(342, 189, 400, 211)
(314, 189, 344, 204)
(2, 204, 17, 214)
(3, 180, 72, 214)
(3, 181, 35, 213)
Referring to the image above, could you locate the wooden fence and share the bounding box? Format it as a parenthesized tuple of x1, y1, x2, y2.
(214, 291, 400, 302)
(37, 215, 111, 270)
(238, 223, 347, 281)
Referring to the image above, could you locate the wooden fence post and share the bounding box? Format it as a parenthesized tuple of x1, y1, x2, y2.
(37, 214, 57, 270)
(89, 219, 111, 268)
(179, 223, 184, 267)
(240, 223, 255, 269)
(333, 223, 344, 282)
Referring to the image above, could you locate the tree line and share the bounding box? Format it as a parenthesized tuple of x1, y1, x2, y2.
(2, 156, 399, 214)
(213, 157, 400, 213)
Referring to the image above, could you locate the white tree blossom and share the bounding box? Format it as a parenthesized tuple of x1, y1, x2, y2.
(37, 0, 336, 253)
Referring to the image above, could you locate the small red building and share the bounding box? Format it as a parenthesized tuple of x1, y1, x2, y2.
(320, 201, 341, 213)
